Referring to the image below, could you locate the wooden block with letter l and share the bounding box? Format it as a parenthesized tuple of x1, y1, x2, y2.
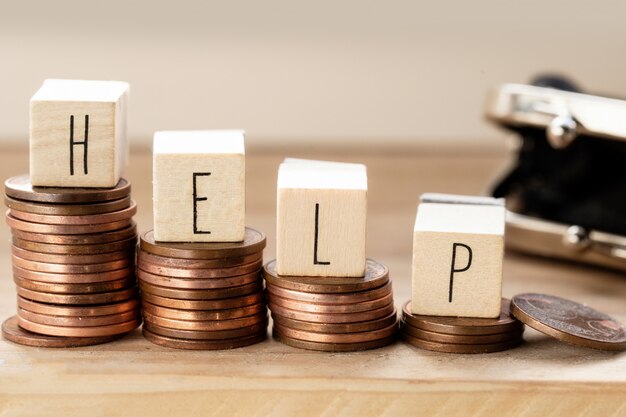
(29, 79, 129, 187)
(411, 193, 505, 318)
(276, 158, 367, 277)
(152, 130, 245, 243)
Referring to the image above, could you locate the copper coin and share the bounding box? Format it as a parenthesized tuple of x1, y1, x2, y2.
(18, 307, 140, 327)
(142, 301, 264, 321)
(17, 297, 139, 317)
(12, 255, 132, 274)
(14, 276, 136, 294)
(268, 302, 395, 324)
(263, 259, 389, 294)
(272, 331, 396, 352)
(142, 311, 266, 331)
(2, 316, 122, 348)
(7, 214, 133, 235)
(5, 175, 131, 203)
(511, 293, 626, 351)
(403, 333, 523, 354)
(5, 195, 132, 216)
(267, 293, 393, 314)
(11, 223, 137, 245)
(138, 249, 262, 269)
(138, 258, 263, 279)
(139, 281, 263, 300)
(14, 265, 135, 284)
(140, 228, 266, 259)
(272, 321, 398, 344)
(266, 281, 393, 304)
(137, 269, 260, 289)
(12, 236, 137, 255)
(141, 292, 264, 310)
(402, 322, 524, 344)
(142, 328, 266, 350)
(9, 201, 137, 225)
(17, 286, 138, 305)
(143, 319, 267, 340)
(11, 245, 134, 265)
(402, 299, 524, 336)
(18, 315, 141, 337)
(272, 310, 397, 334)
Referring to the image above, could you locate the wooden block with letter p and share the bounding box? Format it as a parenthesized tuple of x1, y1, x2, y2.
(153, 130, 245, 242)
(30, 79, 129, 187)
(411, 193, 505, 318)
(276, 158, 367, 277)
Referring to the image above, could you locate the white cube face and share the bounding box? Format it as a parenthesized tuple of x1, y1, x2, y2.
(29, 79, 128, 188)
(412, 231, 504, 318)
(152, 130, 245, 243)
(275, 159, 368, 277)
(277, 188, 367, 277)
(411, 197, 505, 318)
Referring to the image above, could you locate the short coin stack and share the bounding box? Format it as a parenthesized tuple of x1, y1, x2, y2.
(265, 259, 398, 352)
(138, 228, 268, 350)
(2, 175, 141, 347)
(401, 299, 525, 354)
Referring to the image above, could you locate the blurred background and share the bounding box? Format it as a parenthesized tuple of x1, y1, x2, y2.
(2, 0, 626, 150)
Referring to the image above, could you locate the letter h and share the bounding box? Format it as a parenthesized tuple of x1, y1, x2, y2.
(69, 115, 89, 176)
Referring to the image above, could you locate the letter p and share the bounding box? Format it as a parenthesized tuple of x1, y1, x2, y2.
(449, 243, 473, 303)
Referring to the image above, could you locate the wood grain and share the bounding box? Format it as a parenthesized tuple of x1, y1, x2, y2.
(0, 146, 625, 416)
(276, 159, 367, 277)
(412, 198, 505, 318)
(152, 130, 245, 242)
(29, 79, 129, 187)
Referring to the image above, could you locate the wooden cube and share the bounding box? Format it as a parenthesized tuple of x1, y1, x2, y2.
(153, 130, 245, 242)
(276, 158, 367, 277)
(30, 79, 129, 187)
(411, 193, 505, 318)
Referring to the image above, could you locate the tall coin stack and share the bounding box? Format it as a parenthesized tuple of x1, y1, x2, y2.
(1, 79, 137, 348)
(141, 130, 268, 350)
(138, 229, 268, 349)
(401, 299, 525, 354)
(2, 175, 141, 347)
(265, 259, 398, 351)
(268, 158, 397, 352)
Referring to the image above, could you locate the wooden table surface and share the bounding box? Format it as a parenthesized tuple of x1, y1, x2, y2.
(0, 147, 625, 416)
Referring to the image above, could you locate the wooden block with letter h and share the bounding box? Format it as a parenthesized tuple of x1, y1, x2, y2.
(276, 158, 367, 277)
(411, 193, 505, 318)
(153, 130, 245, 242)
(30, 79, 129, 187)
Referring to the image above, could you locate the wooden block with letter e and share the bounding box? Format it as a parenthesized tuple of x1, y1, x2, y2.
(29, 79, 129, 187)
(276, 158, 367, 277)
(152, 130, 245, 242)
(411, 193, 505, 318)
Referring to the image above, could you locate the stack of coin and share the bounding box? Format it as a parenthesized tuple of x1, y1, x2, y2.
(137, 228, 268, 350)
(265, 259, 398, 352)
(2, 175, 141, 347)
(401, 299, 525, 354)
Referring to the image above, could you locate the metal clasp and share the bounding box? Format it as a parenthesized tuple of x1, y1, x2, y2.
(531, 100, 579, 149)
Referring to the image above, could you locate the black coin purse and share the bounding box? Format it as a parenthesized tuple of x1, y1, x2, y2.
(485, 75, 626, 271)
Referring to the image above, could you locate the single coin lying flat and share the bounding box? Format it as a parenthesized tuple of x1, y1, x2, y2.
(511, 293, 626, 351)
